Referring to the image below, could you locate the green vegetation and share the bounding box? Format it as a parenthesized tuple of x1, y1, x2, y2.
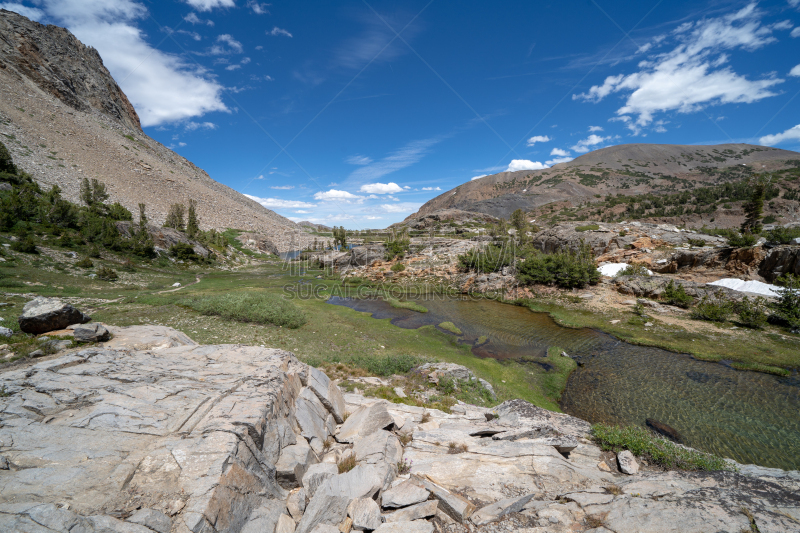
(332, 226, 347, 248)
(164, 203, 185, 231)
(727, 232, 758, 248)
(390, 263, 406, 272)
(741, 176, 766, 234)
(592, 423, 732, 471)
(691, 292, 734, 322)
(438, 321, 462, 335)
(385, 227, 410, 259)
(764, 226, 800, 244)
(184, 292, 307, 329)
(516, 245, 600, 289)
(575, 224, 600, 232)
(617, 263, 650, 277)
(771, 274, 800, 330)
(686, 238, 707, 247)
(96, 266, 118, 281)
(386, 298, 428, 313)
(457, 244, 513, 273)
(730, 361, 790, 377)
(736, 296, 768, 329)
(662, 281, 693, 309)
(75, 257, 94, 269)
(170, 242, 202, 263)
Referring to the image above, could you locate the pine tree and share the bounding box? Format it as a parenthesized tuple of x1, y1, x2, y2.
(510, 208, 527, 232)
(164, 203, 185, 231)
(186, 199, 199, 238)
(91, 179, 109, 205)
(741, 176, 767, 234)
(80, 178, 93, 207)
(138, 203, 147, 228)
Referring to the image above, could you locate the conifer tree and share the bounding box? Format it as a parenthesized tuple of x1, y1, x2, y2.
(741, 176, 767, 234)
(164, 203, 185, 231)
(186, 199, 199, 238)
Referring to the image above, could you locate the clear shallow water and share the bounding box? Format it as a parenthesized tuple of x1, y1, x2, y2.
(328, 295, 800, 470)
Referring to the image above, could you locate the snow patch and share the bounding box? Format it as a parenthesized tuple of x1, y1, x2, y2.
(708, 278, 781, 297)
(599, 263, 652, 277)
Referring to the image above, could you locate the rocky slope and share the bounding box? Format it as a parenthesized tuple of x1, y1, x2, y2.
(1, 323, 798, 532)
(0, 9, 315, 253)
(408, 143, 800, 223)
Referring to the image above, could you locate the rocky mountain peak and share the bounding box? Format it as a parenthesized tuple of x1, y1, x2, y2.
(0, 9, 141, 131)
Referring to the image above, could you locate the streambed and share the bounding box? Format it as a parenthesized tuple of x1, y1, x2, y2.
(328, 295, 800, 470)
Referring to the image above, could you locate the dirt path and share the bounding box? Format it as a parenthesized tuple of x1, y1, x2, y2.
(157, 276, 202, 294)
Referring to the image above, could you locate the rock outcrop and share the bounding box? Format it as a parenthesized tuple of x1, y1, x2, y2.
(18, 296, 90, 334)
(1, 324, 798, 532)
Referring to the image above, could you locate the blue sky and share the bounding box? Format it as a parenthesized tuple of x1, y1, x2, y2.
(3, 0, 800, 228)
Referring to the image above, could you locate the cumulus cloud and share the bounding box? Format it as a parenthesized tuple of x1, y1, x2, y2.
(245, 194, 317, 209)
(268, 27, 293, 38)
(760, 124, 800, 145)
(791, 64, 800, 77)
(550, 148, 570, 156)
(507, 159, 547, 171)
(588, 126, 604, 132)
(571, 134, 610, 153)
(359, 182, 403, 194)
(184, 0, 234, 11)
(422, 187, 441, 191)
(35, 0, 227, 127)
(313, 189, 363, 201)
(574, 4, 786, 128)
(0, 2, 45, 19)
(213, 34, 243, 54)
(526, 135, 551, 146)
(247, 1, 269, 14)
(546, 156, 574, 166)
(380, 202, 422, 213)
(346, 155, 372, 165)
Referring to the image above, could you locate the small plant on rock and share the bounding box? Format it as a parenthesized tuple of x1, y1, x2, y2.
(447, 442, 468, 454)
(397, 458, 412, 474)
(337, 453, 356, 474)
(96, 266, 118, 281)
(420, 411, 431, 424)
(398, 432, 412, 446)
(618, 263, 650, 277)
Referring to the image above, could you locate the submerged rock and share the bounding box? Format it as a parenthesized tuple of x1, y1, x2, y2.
(646, 418, 682, 442)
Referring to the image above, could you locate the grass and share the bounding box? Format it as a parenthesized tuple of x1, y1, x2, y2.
(438, 321, 462, 335)
(447, 442, 468, 454)
(337, 454, 356, 474)
(183, 292, 307, 329)
(592, 423, 733, 471)
(730, 361, 790, 377)
(386, 297, 428, 313)
(575, 224, 600, 232)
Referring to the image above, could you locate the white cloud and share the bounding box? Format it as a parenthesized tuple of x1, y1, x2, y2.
(550, 148, 570, 156)
(184, 12, 214, 25)
(313, 189, 363, 201)
(792, 28, 800, 38)
(571, 134, 610, 153)
(36, 0, 227, 127)
(422, 187, 441, 191)
(270, 185, 294, 190)
(349, 138, 440, 182)
(184, 0, 234, 11)
(359, 183, 403, 194)
(294, 210, 310, 214)
(791, 64, 800, 77)
(241, 57, 251, 65)
(185, 121, 217, 131)
(245, 194, 317, 209)
(268, 27, 293, 38)
(365, 216, 382, 220)
(588, 126, 604, 132)
(246, 1, 269, 14)
(791, 0, 800, 7)
(346, 155, 373, 165)
(380, 202, 422, 213)
(760, 124, 800, 145)
(507, 159, 547, 171)
(526, 135, 551, 146)
(214, 34, 243, 53)
(546, 156, 574, 166)
(0, 2, 45, 19)
(575, 4, 784, 128)
(225, 64, 241, 71)
(471, 175, 487, 181)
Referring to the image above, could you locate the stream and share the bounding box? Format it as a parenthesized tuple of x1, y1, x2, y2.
(327, 294, 800, 470)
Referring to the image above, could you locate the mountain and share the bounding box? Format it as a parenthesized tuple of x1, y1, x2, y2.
(0, 9, 312, 252)
(408, 143, 800, 225)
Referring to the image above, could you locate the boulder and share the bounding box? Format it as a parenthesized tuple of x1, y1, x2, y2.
(374, 521, 434, 533)
(416, 363, 495, 399)
(127, 508, 171, 533)
(336, 402, 394, 444)
(353, 429, 402, 465)
(0, 327, 12, 337)
(309, 525, 340, 533)
(40, 339, 73, 352)
(381, 481, 430, 509)
(470, 494, 534, 525)
(617, 450, 639, 475)
(275, 514, 297, 533)
(18, 297, 90, 334)
(491, 398, 592, 438)
(286, 489, 306, 521)
(411, 476, 475, 523)
(277, 441, 318, 489)
(307, 366, 346, 424)
(383, 500, 437, 522)
(73, 323, 111, 343)
(347, 497, 382, 531)
(646, 418, 682, 442)
(302, 463, 338, 499)
(295, 386, 334, 444)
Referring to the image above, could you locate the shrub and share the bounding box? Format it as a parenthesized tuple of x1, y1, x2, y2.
(10, 235, 37, 254)
(763, 226, 800, 244)
(170, 242, 200, 262)
(75, 257, 94, 268)
(618, 263, 650, 277)
(390, 263, 406, 272)
(687, 238, 707, 247)
(184, 292, 307, 328)
(769, 274, 800, 330)
(97, 266, 118, 281)
(120, 259, 136, 272)
(663, 280, 693, 309)
(592, 423, 731, 471)
(87, 245, 101, 258)
(457, 244, 513, 273)
(735, 296, 768, 329)
(517, 245, 600, 289)
(762, 215, 778, 224)
(447, 442, 468, 454)
(691, 292, 734, 322)
(727, 232, 758, 248)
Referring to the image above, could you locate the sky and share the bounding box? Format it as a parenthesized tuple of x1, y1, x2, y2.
(3, 0, 800, 229)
